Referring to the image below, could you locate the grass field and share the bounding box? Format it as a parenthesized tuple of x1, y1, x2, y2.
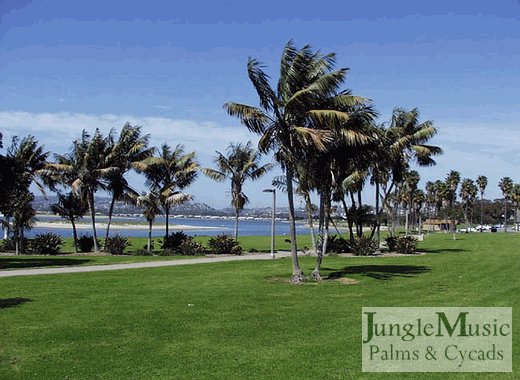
(0, 233, 519, 379)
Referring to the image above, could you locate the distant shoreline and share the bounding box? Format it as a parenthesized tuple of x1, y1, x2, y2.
(36, 221, 221, 231)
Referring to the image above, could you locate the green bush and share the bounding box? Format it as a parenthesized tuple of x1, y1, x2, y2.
(395, 236, 418, 254)
(1, 237, 30, 253)
(385, 235, 418, 254)
(105, 234, 131, 255)
(133, 248, 153, 256)
(208, 234, 242, 255)
(160, 232, 188, 250)
(326, 235, 350, 253)
(350, 235, 378, 256)
(31, 233, 63, 255)
(158, 236, 206, 256)
(385, 236, 398, 252)
(77, 235, 98, 253)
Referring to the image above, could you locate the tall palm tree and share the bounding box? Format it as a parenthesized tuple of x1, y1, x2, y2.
(445, 170, 461, 239)
(476, 175, 487, 231)
(459, 178, 478, 232)
(50, 129, 116, 252)
(425, 181, 436, 234)
(510, 184, 520, 232)
(404, 170, 420, 235)
(51, 192, 88, 253)
(224, 41, 374, 283)
(142, 143, 199, 236)
(498, 177, 514, 232)
(104, 123, 154, 246)
(204, 141, 272, 240)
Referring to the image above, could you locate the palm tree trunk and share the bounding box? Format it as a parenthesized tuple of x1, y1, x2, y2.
(71, 219, 78, 254)
(312, 189, 330, 281)
(480, 192, 484, 231)
(451, 201, 456, 240)
(104, 196, 116, 251)
(286, 166, 304, 283)
(504, 199, 508, 233)
(148, 219, 152, 252)
(234, 209, 239, 241)
(165, 206, 170, 237)
(88, 190, 99, 252)
(303, 192, 317, 254)
(357, 190, 363, 237)
(341, 197, 355, 241)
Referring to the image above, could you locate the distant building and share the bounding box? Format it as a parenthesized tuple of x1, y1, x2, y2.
(423, 219, 458, 231)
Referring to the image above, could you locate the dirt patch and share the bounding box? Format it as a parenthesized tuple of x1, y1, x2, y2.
(264, 276, 360, 285)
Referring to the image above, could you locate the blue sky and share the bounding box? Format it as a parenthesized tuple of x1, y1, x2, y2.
(1, 0, 519, 208)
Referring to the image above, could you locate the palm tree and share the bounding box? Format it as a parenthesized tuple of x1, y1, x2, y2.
(143, 143, 199, 236)
(204, 141, 272, 240)
(51, 192, 88, 253)
(445, 170, 461, 239)
(498, 177, 514, 232)
(224, 41, 374, 283)
(425, 181, 436, 234)
(132, 191, 161, 252)
(476, 175, 488, 231)
(50, 129, 116, 252)
(510, 184, 520, 232)
(459, 178, 478, 232)
(404, 170, 420, 235)
(104, 123, 154, 247)
(11, 192, 36, 255)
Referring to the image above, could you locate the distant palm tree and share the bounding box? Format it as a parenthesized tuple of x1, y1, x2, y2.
(476, 175, 488, 231)
(459, 178, 478, 232)
(51, 192, 88, 253)
(404, 170, 420, 235)
(203, 141, 272, 240)
(51, 129, 116, 252)
(498, 177, 514, 232)
(132, 191, 162, 252)
(104, 123, 154, 247)
(445, 171, 460, 240)
(142, 144, 199, 236)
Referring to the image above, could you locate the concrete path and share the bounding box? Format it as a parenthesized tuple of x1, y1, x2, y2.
(0, 252, 292, 278)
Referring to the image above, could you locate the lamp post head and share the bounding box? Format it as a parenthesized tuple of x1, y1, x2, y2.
(262, 189, 275, 193)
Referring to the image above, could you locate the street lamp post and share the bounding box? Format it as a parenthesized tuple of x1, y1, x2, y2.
(263, 189, 276, 259)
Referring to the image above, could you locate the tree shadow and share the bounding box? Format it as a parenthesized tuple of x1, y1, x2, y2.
(0, 297, 33, 309)
(323, 265, 431, 281)
(420, 248, 466, 254)
(0, 258, 91, 270)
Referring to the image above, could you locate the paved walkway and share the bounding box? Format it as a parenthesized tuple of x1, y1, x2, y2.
(0, 252, 292, 278)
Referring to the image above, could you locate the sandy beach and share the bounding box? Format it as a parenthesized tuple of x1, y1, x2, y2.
(36, 221, 220, 231)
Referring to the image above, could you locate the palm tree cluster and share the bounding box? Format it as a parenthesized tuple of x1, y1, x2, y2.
(40, 124, 199, 253)
(225, 41, 442, 282)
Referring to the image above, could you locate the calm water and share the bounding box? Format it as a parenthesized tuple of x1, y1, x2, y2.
(22, 216, 311, 238)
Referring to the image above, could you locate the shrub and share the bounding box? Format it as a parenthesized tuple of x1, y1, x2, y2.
(77, 235, 98, 253)
(326, 235, 350, 253)
(385, 236, 399, 252)
(1, 237, 30, 253)
(178, 237, 207, 256)
(31, 233, 63, 255)
(133, 248, 153, 256)
(105, 234, 131, 255)
(208, 234, 242, 255)
(395, 236, 418, 254)
(350, 235, 378, 256)
(160, 232, 188, 250)
(385, 235, 418, 254)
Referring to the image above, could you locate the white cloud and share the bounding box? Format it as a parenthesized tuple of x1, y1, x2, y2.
(58, 98, 66, 102)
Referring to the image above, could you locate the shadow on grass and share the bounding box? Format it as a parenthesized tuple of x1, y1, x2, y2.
(323, 265, 431, 281)
(420, 248, 466, 254)
(0, 258, 91, 270)
(0, 297, 32, 309)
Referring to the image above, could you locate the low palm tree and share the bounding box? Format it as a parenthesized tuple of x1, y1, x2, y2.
(132, 191, 161, 252)
(51, 192, 88, 253)
(203, 141, 272, 240)
(476, 175, 487, 231)
(142, 144, 199, 236)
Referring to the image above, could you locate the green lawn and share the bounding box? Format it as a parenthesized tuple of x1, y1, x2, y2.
(0, 233, 519, 379)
